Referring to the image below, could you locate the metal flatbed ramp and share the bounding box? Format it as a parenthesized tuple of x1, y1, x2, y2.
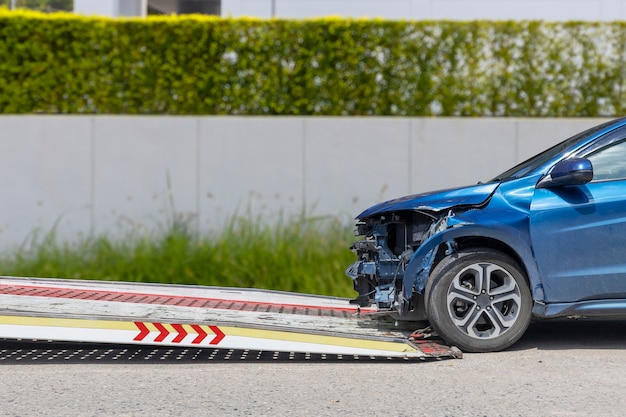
(0, 276, 460, 360)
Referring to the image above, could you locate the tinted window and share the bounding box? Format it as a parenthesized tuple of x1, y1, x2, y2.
(586, 139, 626, 181)
(490, 118, 624, 182)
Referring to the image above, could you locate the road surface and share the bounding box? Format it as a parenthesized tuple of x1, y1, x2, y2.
(1, 318, 625, 417)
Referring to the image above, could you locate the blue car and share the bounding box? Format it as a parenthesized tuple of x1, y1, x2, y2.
(347, 117, 626, 352)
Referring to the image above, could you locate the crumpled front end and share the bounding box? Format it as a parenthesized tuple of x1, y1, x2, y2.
(346, 183, 500, 318)
(345, 210, 448, 317)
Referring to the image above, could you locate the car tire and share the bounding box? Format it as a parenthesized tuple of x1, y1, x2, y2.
(425, 248, 532, 353)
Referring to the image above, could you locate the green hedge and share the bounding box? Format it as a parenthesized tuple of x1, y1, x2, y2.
(1, 10, 625, 116)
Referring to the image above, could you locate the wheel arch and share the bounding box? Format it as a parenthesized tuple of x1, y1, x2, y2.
(402, 225, 544, 303)
(452, 236, 529, 284)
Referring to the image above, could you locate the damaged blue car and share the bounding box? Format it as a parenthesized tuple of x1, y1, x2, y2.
(347, 117, 626, 352)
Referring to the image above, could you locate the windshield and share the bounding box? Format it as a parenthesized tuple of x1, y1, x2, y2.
(489, 118, 624, 182)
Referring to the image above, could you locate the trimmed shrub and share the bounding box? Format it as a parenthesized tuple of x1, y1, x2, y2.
(0, 10, 625, 116)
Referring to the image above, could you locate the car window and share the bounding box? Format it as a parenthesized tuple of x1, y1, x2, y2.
(586, 139, 626, 181)
(489, 118, 624, 182)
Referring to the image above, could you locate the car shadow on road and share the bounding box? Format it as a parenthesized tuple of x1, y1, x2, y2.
(511, 317, 626, 351)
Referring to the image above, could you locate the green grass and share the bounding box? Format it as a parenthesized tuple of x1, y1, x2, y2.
(0, 215, 358, 298)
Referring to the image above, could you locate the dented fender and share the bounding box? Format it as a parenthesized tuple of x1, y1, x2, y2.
(402, 222, 545, 303)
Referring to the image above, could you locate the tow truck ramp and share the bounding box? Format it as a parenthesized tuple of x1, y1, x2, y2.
(0, 276, 461, 360)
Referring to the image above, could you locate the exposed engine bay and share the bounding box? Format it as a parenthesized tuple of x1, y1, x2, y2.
(345, 210, 450, 320)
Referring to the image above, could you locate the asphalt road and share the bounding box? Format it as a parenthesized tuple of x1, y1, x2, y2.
(2, 318, 626, 417)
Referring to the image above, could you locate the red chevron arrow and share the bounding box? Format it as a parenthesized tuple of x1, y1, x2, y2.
(189, 325, 225, 345)
(208, 325, 225, 345)
(153, 322, 169, 342)
(171, 324, 188, 343)
(134, 322, 224, 345)
(191, 324, 207, 344)
(134, 322, 150, 341)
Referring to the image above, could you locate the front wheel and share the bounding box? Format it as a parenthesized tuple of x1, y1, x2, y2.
(425, 248, 532, 353)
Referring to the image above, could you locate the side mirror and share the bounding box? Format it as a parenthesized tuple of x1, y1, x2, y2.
(536, 158, 593, 189)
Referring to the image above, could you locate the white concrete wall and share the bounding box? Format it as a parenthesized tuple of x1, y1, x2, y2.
(0, 116, 608, 249)
(222, 0, 626, 20)
(74, 0, 147, 17)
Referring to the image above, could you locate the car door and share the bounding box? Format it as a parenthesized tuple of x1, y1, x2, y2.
(529, 135, 626, 303)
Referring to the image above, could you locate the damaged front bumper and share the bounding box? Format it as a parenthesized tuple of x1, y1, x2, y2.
(346, 211, 452, 319)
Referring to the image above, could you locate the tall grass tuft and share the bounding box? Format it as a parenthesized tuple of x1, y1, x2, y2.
(0, 215, 358, 298)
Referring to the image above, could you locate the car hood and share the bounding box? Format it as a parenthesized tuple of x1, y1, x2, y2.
(357, 182, 500, 219)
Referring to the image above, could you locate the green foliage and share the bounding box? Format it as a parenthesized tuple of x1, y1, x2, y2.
(0, 215, 357, 297)
(0, 10, 625, 116)
(0, 0, 72, 12)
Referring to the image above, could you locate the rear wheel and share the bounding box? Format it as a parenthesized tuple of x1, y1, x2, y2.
(425, 248, 532, 353)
